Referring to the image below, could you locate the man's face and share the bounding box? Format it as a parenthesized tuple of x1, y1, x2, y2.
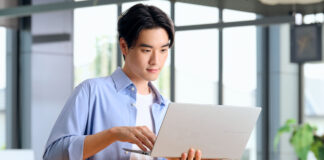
(122, 27, 169, 82)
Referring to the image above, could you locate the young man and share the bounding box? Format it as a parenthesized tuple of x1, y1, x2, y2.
(43, 4, 212, 160)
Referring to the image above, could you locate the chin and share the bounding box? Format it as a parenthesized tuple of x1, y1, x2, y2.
(146, 76, 159, 81)
(144, 75, 159, 81)
(143, 71, 160, 81)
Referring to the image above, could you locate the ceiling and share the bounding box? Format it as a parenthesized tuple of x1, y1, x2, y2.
(259, 0, 323, 5)
(177, 0, 324, 16)
(0, 0, 323, 21)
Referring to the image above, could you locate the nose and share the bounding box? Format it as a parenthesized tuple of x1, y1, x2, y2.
(149, 50, 159, 65)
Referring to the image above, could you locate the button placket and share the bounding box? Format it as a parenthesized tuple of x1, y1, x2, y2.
(129, 85, 137, 108)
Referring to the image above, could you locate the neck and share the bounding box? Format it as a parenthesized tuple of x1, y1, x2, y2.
(122, 67, 151, 95)
(135, 82, 151, 95)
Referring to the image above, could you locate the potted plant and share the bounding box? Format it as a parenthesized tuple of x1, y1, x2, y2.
(274, 119, 324, 160)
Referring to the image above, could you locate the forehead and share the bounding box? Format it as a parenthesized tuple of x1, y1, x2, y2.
(134, 28, 169, 46)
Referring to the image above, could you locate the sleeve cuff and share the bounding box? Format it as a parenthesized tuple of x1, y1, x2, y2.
(68, 135, 86, 160)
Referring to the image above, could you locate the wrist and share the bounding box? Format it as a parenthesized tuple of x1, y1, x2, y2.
(107, 127, 118, 142)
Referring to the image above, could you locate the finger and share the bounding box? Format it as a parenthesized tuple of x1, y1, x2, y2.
(134, 129, 154, 150)
(130, 135, 148, 152)
(181, 152, 187, 160)
(140, 126, 156, 144)
(187, 148, 195, 160)
(195, 149, 202, 160)
(135, 129, 154, 150)
(166, 158, 180, 160)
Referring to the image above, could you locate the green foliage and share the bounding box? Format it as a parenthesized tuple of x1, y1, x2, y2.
(319, 145, 324, 160)
(274, 119, 324, 160)
(290, 124, 315, 160)
(0, 145, 5, 150)
(311, 136, 323, 159)
(312, 135, 324, 160)
(274, 119, 296, 150)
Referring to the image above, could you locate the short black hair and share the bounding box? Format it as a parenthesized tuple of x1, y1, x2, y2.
(118, 3, 175, 49)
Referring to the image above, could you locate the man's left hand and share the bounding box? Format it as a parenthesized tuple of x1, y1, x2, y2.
(167, 148, 220, 160)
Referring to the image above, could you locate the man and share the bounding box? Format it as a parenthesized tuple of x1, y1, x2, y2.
(43, 4, 213, 160)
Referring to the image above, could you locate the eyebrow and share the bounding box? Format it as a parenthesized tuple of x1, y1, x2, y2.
(139, 43, 170, 48)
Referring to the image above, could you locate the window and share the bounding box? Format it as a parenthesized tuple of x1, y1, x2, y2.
(175, 2, 218, 26)
(74, 5, 118, 86)
(304, 64, 324, 116)
(304, 63, 324, 135)
(0, 27, 6, 149)
(175, 29, 219, 104)
(122, 1, 170, 16)
(223, 26, 257, 106)
(223, 9, 257, 160)
(303, 13, 324, 24)
(300, 13, 324, 150)
(223, 9, 256, 22)
(223, 25, 257, 160)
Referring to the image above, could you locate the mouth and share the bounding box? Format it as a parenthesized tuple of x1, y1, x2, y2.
(147, 68, 159, 73)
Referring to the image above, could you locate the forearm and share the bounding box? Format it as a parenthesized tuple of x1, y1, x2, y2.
(83, 126, 157, 159)
(83, 128, 117, 159)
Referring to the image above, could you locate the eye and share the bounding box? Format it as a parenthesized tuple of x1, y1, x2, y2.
(161, 49, 168, 53)
(142, 49, 151, 53)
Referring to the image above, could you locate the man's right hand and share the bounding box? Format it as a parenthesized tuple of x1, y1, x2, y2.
(109, 126, 156, 152)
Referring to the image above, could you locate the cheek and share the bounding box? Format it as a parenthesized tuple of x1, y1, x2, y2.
(161, 54, 168, 64)
(133, 53, 148, 66)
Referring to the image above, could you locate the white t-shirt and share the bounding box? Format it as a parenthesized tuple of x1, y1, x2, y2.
(130, 92, 155, 160)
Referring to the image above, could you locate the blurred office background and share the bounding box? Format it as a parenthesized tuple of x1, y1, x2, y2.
(1, 0, 324, 159)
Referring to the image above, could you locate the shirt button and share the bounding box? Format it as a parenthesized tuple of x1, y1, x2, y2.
(131, 87, 135, 91)
(131, 103, 136, 107)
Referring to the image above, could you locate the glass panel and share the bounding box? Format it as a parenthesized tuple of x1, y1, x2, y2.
(295, 13, 303, 25)
(0, 27, 6, 149)
(304, 64, 324, 116)
(304, 64, 324, 160)
(175, 2, 218, 26)
(315, 13, 324, 23)
(302, 13, 324, 24)
(223, 9, 256, 22)
(74, 5, 118, 86)
(223, 26, 257, 106)
(122, 1, 170, 16)
(223, 26, 257, 160)
(303, 14, 316, 24)
(175, 29, 218, 104)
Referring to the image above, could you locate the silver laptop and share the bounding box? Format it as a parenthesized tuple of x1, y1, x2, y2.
(123, 103, 261, 159)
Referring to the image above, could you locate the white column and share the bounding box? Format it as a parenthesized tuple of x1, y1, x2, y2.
(268, 24, 299, 160)
(25, 0, 74, 159)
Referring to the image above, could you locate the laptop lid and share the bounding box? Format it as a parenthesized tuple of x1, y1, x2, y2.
(150, 103, 261, 159)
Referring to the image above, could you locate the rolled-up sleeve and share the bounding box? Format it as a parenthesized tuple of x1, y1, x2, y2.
(43, 81, 92, 160)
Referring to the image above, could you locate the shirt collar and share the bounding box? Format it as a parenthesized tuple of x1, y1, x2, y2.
(148, 81, 165, 105)
(111, 67, 133, 92)
(111, 67, 166, 106)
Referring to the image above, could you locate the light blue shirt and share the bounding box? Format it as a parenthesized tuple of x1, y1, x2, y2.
(43, 67, 170, 160)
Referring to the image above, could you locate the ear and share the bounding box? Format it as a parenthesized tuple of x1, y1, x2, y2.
(119, 38, 128, 57)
